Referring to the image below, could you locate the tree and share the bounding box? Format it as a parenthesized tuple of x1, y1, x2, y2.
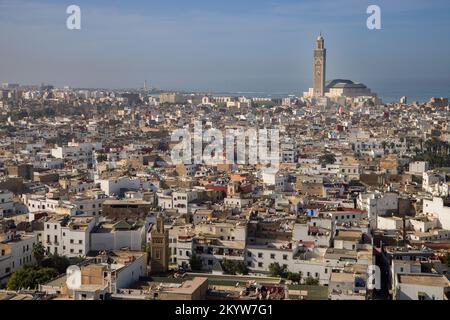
(412, 138, 450, 169)
(221, 259, 249, 275)
(442, 252, 450, 267)
(32, 243, 46, 266)
(304, 277, 319, 285)
(268, 263, 287, 278)
(319, 153, 336, 166)
(7, 265, 59, 290)
(41, 254, 70, 273)
(236, 262, 249, 275)
(189, 253, 203, 271)
(286, 272, 302, 283)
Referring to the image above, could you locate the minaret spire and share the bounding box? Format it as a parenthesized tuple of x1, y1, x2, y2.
(313, 32, 326, 97)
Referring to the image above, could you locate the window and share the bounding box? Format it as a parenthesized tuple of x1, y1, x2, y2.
(79, 240, 83, 244)
(258, 262, 263, 268)
(258, 253, 263, 258)
(283, 255, 288, 260)
(54, 225, 57, 230)
(247, 252, 252, 257)
(270, 254, 275, 259)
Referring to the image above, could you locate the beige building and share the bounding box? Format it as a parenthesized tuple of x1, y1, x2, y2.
(156, 277, 208, 300)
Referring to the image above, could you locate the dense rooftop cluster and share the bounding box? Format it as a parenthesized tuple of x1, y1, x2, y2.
(0, 84, 449, 300)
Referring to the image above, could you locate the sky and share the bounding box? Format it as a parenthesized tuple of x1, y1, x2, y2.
(0, 0, 449, 101)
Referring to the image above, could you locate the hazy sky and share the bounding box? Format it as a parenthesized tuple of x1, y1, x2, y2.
(1, 0, 449, 98)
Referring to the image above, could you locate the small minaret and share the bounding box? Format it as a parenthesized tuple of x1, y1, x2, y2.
(150, 213, 169, 274)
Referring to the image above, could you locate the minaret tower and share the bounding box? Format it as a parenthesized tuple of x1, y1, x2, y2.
(313, 32, 326, 97)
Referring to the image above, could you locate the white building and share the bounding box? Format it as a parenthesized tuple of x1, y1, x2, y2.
(358, 192, 398, 227)
(245, 244, 332, 285)
(172, 189, 198, 214)
(408, 161, 429, 175)
(261, 170, 289, 191)
(90, 220, 148, 251)
(40, 216, 96, 257)
(96, 176, 151, 196)
(0, 233, 37, 285)
(422, 197, 450, 230)
(394, 274, 450, 300)
(0, 190, 14, 218)
(51, 142, 102, 164)
(422, 171, 446, 195)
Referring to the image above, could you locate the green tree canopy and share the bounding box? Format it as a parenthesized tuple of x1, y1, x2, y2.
(40, 254, 70, 273)
(7, 265, 59, 290)
(189, 253, 203, 271)
(32, 243, 46, 266)
(268, 262, 287, 278)
(286, 271, 302, 283)
(319, 153, 336, 166)
(221, 259, 249, 275)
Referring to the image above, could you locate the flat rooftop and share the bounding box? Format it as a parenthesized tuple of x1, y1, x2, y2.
(398, 274, 450, 287)
(159, 277, 208, 295)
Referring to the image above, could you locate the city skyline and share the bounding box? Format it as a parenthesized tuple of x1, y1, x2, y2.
(0, 0, 450, 102)
(1, 1, 450, 306)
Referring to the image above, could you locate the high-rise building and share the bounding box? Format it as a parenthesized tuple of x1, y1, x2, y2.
(313, 33, 326, 97)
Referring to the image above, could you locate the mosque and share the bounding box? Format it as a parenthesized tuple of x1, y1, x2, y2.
(303, 33, 379, 104)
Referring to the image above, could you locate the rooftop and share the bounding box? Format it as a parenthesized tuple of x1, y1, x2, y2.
(398, 274, 450, 287)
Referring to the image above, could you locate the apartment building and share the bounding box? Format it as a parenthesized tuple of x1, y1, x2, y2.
(0, 233, 37, 285)
(39, 215, 95, 257)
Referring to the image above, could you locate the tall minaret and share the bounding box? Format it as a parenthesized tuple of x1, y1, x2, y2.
(313, 33, 326, 97)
